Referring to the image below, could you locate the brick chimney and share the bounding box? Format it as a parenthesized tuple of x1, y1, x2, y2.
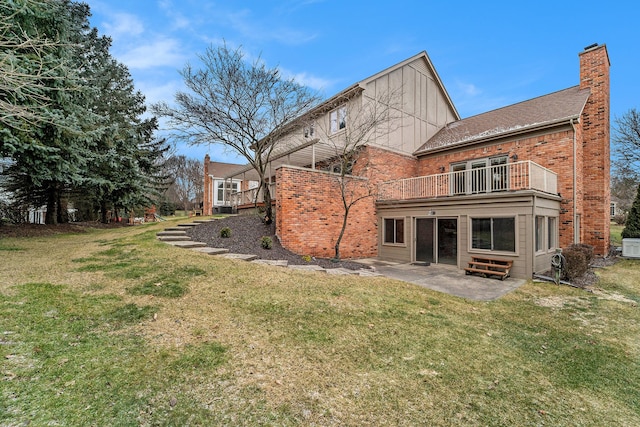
(579, 44, 610, 255)
(203, 154, 211, 216)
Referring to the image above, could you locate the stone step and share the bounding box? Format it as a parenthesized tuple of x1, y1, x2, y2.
(251, 259, 289, 267)
(177, 223, 199, 227)
(288, 264, 327, 273)
(157, 235, 191, 241)
(165, 241, 207, 249)
(192, 219, 215, 223)
(191, 247, 230, 255)
(163, 227, 186, 231)
(157, 230, 188, 236)
(325, 267, 359, 275)
(217, 253, 258, 261)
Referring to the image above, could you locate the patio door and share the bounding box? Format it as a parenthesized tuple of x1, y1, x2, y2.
(415, 217, 457, 265)
(437, 218, 457, 265)
(416, 218, 435, 263)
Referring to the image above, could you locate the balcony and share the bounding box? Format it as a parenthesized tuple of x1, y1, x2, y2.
(229, 183, 277, 208)
(378, 160, 557, 201)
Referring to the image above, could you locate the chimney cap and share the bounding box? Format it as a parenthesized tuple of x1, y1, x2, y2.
(584, 43, 599, 51)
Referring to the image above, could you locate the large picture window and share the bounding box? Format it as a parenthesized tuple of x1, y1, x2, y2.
(384, 218, 404, 245)
(471, 217, 515, 252)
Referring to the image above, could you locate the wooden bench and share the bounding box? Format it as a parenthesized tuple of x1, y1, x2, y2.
(464, 256, 513, 280)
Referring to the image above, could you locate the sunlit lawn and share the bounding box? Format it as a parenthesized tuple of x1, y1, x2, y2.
(1, 220, 638, 426)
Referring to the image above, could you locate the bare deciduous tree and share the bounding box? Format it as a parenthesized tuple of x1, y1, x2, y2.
(312, 88, 403, 260)
(152, 43, 320, 221)
(164, 155, 203, 213)
(613, 108, 640, 175)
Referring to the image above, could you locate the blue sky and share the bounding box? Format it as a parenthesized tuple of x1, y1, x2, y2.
(84, 0, 638, 163)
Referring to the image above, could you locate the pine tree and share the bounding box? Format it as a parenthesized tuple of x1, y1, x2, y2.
(622, 183, 640, 239)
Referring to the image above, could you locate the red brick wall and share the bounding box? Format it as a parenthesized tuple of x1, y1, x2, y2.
(580, 45, 610, 255)
(275, 147, 417, 259)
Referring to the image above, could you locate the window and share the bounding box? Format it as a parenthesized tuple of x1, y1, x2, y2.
(384, 218, 404, 245)
(471, 217, 515, 252)
(330, 106, 347, 134)
(535, 216, 545, 252)
(451, 155, 508, 194)
(303, 123, 315, 138)
(548, 217, 557, 250)
(216, 181, 239, 204)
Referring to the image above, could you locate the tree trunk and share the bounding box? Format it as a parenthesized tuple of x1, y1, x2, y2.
(334, 206, 350, 260)
(100, 200, 109, 224)
(262, 181, 273, 222)
(57, 192, 69, 224)
(45, 186, 57, 225)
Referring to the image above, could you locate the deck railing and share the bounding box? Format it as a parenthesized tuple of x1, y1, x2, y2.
(229, 183, 277, 207)
(377, 160, 557, 201)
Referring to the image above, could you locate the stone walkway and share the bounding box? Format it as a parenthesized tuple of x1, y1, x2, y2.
(157, 220, 525, 300)
(156, 219, 382, 277)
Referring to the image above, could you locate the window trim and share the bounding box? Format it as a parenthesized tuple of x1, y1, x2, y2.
(468, 215, 518, 256)
(383, 217, 406, 246)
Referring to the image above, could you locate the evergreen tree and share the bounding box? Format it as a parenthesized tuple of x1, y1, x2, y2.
(622, 183, 640, 239)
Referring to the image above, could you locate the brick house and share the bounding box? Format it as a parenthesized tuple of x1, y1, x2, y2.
(208, 44, 610, 279)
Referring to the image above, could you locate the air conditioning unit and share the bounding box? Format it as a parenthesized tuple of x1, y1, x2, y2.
(622, 238, 640, 258)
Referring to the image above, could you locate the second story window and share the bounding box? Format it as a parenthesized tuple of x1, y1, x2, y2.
(330, 106, 347, 134)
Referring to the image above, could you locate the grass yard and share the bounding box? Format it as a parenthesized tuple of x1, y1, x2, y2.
(1, 220, 639, 426)
(611, 222, 624, 246)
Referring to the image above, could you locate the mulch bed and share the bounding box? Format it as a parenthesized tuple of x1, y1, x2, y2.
(186, 215, 365, 270)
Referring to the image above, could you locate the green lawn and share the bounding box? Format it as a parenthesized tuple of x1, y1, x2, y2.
(1, 220, 639, 426)
(611, 222, 624, 246)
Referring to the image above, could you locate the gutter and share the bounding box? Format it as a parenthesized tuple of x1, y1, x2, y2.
(570, 118, 578, 244)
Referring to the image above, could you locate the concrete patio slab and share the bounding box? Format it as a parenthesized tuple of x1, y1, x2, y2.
(354, 258, 525, 301)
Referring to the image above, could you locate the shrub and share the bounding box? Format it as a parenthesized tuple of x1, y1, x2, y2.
(260, 236, 272, 249)
(562, 246, 589, 280)
(301, 254, 312, 263)
(622, 183, 640, 238)
(220, 227, 232, 238)
(568, 243, 594, 264)
(613, 213, 627, 225)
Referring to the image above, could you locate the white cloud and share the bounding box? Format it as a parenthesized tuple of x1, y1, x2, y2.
(102, 12, 144, 40)
(279, 68, 334, 92)
(119, 38, 187, 70)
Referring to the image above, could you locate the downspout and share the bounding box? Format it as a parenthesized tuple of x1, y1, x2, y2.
(570, 119, 578, 244)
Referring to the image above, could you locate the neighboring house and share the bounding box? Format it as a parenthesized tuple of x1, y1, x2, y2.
(212, 44, 610, 279)
(203, 155, 258, 214)
(0, 157, 10, 203)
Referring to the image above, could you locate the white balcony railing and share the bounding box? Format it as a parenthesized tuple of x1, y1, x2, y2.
(377, 160, 557, 201)
(229, 183, 277, 207)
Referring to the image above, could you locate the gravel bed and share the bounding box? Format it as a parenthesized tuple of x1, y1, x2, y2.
(186, 215, 366, 270)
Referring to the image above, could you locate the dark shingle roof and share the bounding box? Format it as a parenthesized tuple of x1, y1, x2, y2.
(414, 86, 590, 155)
